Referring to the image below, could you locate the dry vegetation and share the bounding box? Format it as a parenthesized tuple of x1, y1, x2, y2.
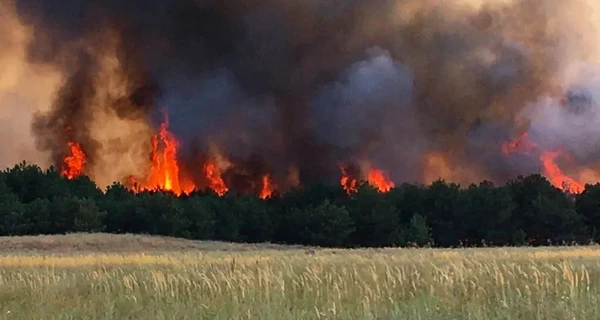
(0, 233, 304, 254)
(0, 234, 599, 319)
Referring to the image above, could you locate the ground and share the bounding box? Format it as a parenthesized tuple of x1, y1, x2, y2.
(0, 234, 599, 319)
(0, 233, 304, 254)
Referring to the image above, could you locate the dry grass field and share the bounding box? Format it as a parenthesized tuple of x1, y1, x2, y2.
(0, 234, 599, 319)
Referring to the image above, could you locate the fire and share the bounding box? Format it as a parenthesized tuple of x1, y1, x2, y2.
(203, 161, 228, 196)
(61, 141, 86, 179)
(502, 132, 584, 194)
(501, 132, 536, 155)
(130, 114, 195, 196)
(259, 174, 274, 199)
(339, 164, 394, 194)
(540, 151, 585, 194)
(367, 168, 395, 192)
(339, 165, 358, 194)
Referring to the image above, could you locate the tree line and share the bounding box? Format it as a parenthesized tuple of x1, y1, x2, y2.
(2, 162, 600, 248)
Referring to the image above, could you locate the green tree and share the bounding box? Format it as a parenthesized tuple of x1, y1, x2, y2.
(464, 182, 516, 246)
(66, 174, 103, 201)
(346, 183, 401, 247)
(0, 180, 25, 236)
(208, 194, 242, 242)
(576, 183, 600, 241)
(422, 180, 469, 247)
(508, 175, 586, 244)
(401, 214, 430, 246)
(2, 162, 49, 203)
(101, 183, 139, 233)
(296, 199, 354, 247)
(386, 183, 427, 225)
(51, 197, 106, 233)
(22, 198, 53, 235)
(131, 192, 185, 237)
(181, 196, 216, 240)
(232, 196, 273, 243)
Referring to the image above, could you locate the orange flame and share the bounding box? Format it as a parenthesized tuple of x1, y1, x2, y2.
(259, 174, 275, 199)
(367, 168, 395, 192)
(61, 141, 86, 179)
(540, 151, 585, 194)
(203, 161, 228, 196)
(132, 113, 195, 195)
(339, 165, 358, 194)
(502, 132, 584, 194)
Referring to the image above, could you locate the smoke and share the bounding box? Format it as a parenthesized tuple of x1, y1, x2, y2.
(519, 62, 600, 184)
(29, 25, 158, 188)
(0, 0, 62, 169)
(311, 47, 421, 182)
(3, 0, 600, 189)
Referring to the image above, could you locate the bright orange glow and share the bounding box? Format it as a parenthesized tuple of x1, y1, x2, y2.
(540, 151, 585, 194)
(339, 165, 358, 194)
(61, 141, 86, 179)
(259, 174, 274, 199)
(203, 161, 228, 196)
(367, 168, 395, 192)
(502, 132, 584, 194)
(131, 113, 195, 196)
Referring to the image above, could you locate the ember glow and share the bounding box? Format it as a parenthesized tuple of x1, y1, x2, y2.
(61, 141, 85, 179)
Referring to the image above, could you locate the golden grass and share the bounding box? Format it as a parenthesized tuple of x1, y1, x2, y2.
(0, 233, 303, 254)
(1, 234, 600, 319)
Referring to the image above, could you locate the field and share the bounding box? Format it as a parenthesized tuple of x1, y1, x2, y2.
(0, 235, 599, 319)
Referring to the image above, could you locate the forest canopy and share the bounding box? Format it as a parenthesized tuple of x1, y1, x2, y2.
(2, 162, 599, 248)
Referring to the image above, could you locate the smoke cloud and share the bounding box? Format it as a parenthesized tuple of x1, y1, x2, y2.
(2, 0, 600, 190)
(0, 0, 62, 169)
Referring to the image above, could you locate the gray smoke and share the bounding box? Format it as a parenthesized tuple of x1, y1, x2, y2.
(5, 0, 600, 189)
(524, 63, 600, 167)
(311, 47, 422, 182)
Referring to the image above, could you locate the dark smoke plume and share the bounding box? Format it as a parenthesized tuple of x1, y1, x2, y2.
(10, 0, 600, 189)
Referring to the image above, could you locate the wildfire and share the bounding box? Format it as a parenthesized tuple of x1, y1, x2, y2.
(339, 164, 395, 194)
(259, 174, 274, 199)
(58, 111, 400, 198)
(339, 165, 358, 194)
(203, 161, 228, 196)
(539, 151, 585, 194)
(502, 132, 584, 194)
(130, 114, 195, 196)
(367, 168, 395, 192)
(501, 132, 536, 155)
(61, 141, 86, 179)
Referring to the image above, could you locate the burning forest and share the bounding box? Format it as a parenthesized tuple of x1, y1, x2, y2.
(3, 0, 600, 197)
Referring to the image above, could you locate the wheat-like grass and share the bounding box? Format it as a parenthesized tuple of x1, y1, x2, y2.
(0, 246, 599, 319)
